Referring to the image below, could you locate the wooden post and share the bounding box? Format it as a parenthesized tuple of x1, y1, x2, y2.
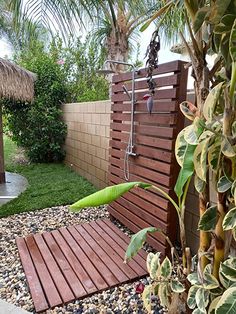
(0, 105, 6, 183)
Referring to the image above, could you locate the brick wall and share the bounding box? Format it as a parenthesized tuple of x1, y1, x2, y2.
(62, 100, 111, 189)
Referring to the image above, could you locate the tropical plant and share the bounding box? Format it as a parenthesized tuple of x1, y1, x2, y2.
(8, 0, 157, 71)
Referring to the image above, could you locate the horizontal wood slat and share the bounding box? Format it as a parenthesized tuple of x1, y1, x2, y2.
(109, 60, 188, 254)
(112, 74, 180, 93)
(111, 112, 177, 125)
(111, 101, 178, 113)
(110, 122, 175, 139)
(17, 219, 147, 312)
(112, 60, 182, 83)
(112, 88, 178, 102)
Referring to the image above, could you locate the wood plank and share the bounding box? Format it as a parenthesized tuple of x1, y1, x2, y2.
(25, 235, 62, 308)
(94, 220, 147, 269)
(109, 166, 171, 196)
(51, 230, 97, 295)
(76, 225, 128, 283)
(110, 157, 171, 187)
(16, 238, 48, 312)
(110, 131, 174, 150)
(102, 220, 147, 260)
(112, 74, 180, 92)
(82, 223, 140, 279)
(110, 150, 172, 175)
(111, 200, 166, 245)
(33, 233, 74, 303)
(110, 123, 175, 138)
(112, 60, 183, 83)
(59, 227, 108, 291)
(68, 225, 118, 287)
(109, 140, 173, 163)
(111, 101, 178, 113)
(43, 232, 87, 298)
(115, 196, 167, 231)
(109, 174, 169, 220)
(108, 206, 166, 254)
(112, 88, 178, 102)
(111, 112, 177, 125)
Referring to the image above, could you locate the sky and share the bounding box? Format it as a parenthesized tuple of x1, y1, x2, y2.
(0, 22, 181, 63)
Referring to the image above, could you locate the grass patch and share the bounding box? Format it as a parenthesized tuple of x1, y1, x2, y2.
(0, 136, 96, 218)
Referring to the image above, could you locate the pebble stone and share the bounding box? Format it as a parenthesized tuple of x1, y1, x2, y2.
(0, 205, 163, 313)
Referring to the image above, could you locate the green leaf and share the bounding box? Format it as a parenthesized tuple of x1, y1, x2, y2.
(194, 138, 210, 182)
(175, 127, 196, 198)
(209, 0, 231, 24)
(193, 6, 210, 33)
(187, 285, 199, 309)
(158, 283, 170, 308)
(203, 273, 219, 290)
(232, 122, 236, 138)
(187, 272, 200, 285)
(194, 175, 206, 193)
(203, 82, 224, 122)
(221, 137, 236, 158)
(150, 253, 161, 280)
(70, 182, 151, 211)
(142, 284, 152, 312)
(170, 279, 185, 293)
(146, 252, 155, 273)
(184, 125, 199, 145)
(125, 227, 161, 262)
(208, 296, 221, 314)
(230, 19, 236, 61)
(220, 263, 236, 282)
(223, 207, 236, 230)
(179, 101, 199, 121)
(217, 176, 232, 193)
(215, 287, 236, 313)
(214, 15, 236, 34)
(160, 256, 172, 278)
(140, 1, 173, 32)
(198, 206, 218, 232)
(208, 141, 221, 172)
(192, 309, 206, 314)
(196, 287, 210, 311)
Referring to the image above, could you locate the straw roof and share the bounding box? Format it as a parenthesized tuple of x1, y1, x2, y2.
(0, 58, 36, 102)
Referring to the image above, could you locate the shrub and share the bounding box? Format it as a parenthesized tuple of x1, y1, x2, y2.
(3, 41, 68, 162)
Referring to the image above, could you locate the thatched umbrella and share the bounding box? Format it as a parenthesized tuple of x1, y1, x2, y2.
(0, 58, 36, 183)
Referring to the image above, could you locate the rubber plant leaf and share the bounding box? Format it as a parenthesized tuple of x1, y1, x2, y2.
(179, 101, 199, 121)
(125, 227, 161, 262)
(203, 82, 224, 122)
(223, 207, 236, 230)
(217, 176, 232, 193)
(209, 0, 231, 24)
(215, 287, 236, 313)
(198, 205, 218, 232)
(193, 6, 210, 34)
(70, 182, 151, 211)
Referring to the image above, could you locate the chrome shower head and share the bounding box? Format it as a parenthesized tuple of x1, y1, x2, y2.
(96, 69, 116, 75)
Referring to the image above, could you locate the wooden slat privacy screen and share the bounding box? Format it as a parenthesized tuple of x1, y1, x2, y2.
(108, 60, 188, 254)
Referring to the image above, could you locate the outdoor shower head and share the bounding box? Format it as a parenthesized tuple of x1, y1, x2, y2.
(97, 59, 136, 76)
(96, 69, 116, 75)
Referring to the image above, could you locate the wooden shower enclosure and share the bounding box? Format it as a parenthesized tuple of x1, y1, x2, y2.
(108, 60, 188, 254)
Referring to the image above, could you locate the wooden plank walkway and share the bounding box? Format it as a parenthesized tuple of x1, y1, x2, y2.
(16, 219, 147, 313)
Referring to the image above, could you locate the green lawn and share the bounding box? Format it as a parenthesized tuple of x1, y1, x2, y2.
(0, 136, 96, 218)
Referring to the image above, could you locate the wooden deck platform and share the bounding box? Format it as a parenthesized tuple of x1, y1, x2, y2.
(16, 219, 148, 313)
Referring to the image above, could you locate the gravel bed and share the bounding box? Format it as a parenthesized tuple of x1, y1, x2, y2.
(0, 205, 163, 314)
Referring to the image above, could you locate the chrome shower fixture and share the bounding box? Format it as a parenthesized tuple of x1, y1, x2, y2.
(98, 59, 139, 181)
